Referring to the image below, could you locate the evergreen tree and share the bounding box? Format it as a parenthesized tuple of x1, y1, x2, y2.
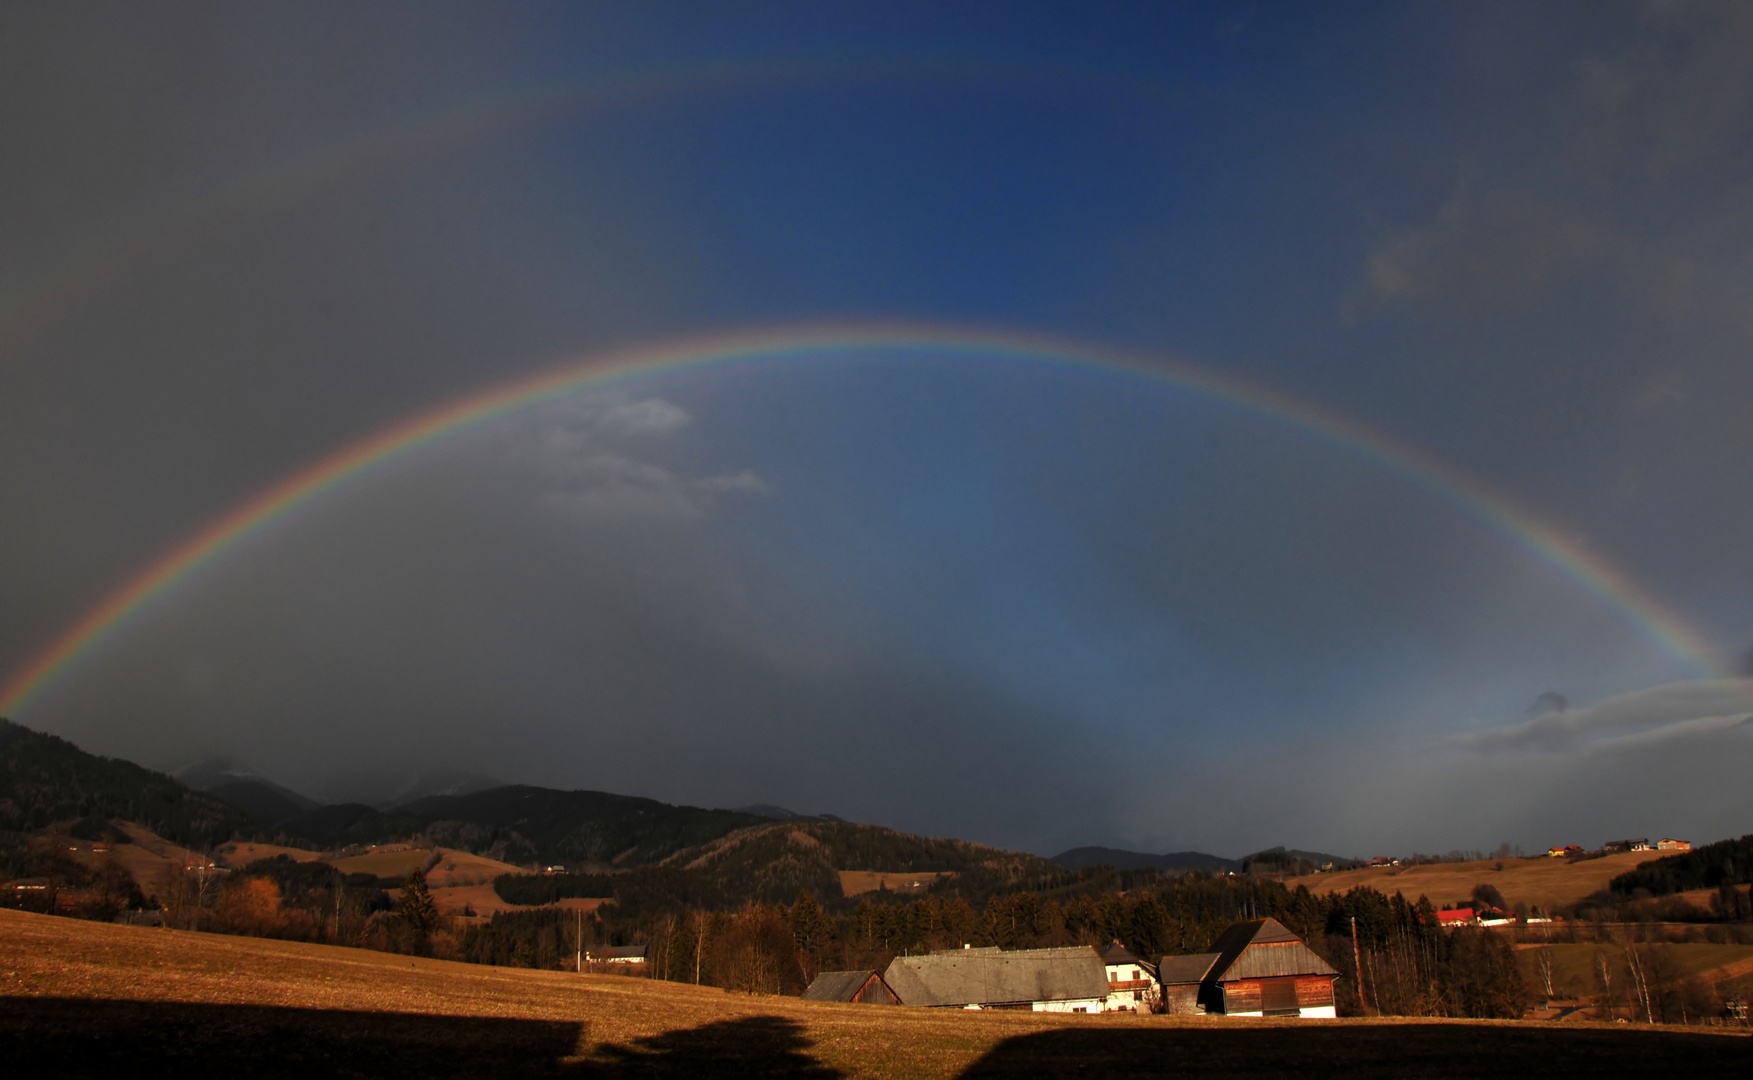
(399, 868, 439, 935)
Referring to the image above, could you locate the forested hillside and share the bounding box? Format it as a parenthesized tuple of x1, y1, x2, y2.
(0, 720, 261, 849)
(665, 820, 1055, 892)
(1610, 835, 1753, 897)
(274, 803, 432, 850)
(493, 820, 1060, 912)
(1050, 846, 1241, 873)
(0, 723, 777, 872)
(201, 779, 317, 827)
(390, 785, 777, 867)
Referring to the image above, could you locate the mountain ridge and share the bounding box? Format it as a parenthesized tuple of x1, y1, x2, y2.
(0, 720, 262, 850)
(1050, 846, 1242, 873)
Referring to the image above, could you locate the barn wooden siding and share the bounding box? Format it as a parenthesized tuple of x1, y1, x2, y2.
(1221, 974, 1335, 1014)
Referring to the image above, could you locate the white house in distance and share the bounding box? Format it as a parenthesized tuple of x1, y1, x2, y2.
(882, 945, 1110, 1012)
(1098, 940, 1156, 1012)
(586, 945, 646, 964)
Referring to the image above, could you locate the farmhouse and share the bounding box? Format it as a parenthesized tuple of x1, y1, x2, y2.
(1657, 838, 1691, 852)
(801, 969, 900, 1005)
(1098, 940, 1156, 1011)
(1158, 918, 1338, 1018)
(1435, 908, 1477, 928)
(586, 945, 646, 964)
(882, 945, 1109, 1012)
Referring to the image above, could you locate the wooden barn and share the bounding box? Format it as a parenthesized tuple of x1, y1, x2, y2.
(1155, 952, 1221, 1015)
(1157, 918, 1339, 1018)
(801, 969, 900, 1005)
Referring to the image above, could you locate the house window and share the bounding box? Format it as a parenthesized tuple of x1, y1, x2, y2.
(1073, 1007, 1086, 1013)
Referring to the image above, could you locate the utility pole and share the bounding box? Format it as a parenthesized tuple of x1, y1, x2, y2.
(1351, 916, 1369, 1014)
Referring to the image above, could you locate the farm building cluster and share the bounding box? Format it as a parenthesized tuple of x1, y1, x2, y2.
(803, 917, 1339, 1017)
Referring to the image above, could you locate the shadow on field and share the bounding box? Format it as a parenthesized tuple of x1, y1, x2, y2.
(956, 1023, 1751, 1078)
(585, 1015, 842, 1077)
(0, 998, 840, 1079)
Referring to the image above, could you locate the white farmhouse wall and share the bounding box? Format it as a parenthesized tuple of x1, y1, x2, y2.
(1217, 1005, 1336, 1019)
(1032, 997, 1105, 1013)
(1103, 961, 1155, 1011)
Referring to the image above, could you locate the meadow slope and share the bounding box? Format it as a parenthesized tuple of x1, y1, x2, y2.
(3, 909, 1748, 1077)
(1285, 853, 1655, 912)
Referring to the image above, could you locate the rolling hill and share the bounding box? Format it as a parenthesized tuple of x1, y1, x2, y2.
(176, 758, 320, 826)
(272, 802, 432, 850)
(204, 779, 318, 827)
(1285, 851, 1664, 912)
(0, 719, 261, 851)
(494, 819, 1063, 912)
(0, 722, 906, 893)
(390, 785, 777, 868)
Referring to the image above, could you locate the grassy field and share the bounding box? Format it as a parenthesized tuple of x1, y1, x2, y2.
(214, 841, 325, 866)
(1285, 852, 1655, 911)
(407, 848, 535, 918)
(329, 846, 440, 878)
(69, 821, 560, 921)
(427, 849, 528, 886)
(61, 824, 208, 886)
(3, 909, 1747, 1077)
(1515, 941, 1753, 1000)
(436, 883, 609, 920)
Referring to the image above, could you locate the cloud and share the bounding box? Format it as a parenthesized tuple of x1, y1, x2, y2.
(1362, 186, 1608, 312)
(541, 455, 770, 520)
(522, 394, 770, 521)
(1449, 678, 1753, 753)
(596, 397, 691, 438)
(1134, 677, 1753, 857)
(1357, 5, 1753, 327)
(1562, 2, 1753, 184)
(694, 469, 771, 496)
(535, 394, 690, 455)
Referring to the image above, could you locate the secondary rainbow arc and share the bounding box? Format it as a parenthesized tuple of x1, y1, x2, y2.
(0, 322, 1726, 717)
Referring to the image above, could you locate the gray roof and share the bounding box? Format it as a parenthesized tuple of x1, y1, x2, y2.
(1099, 941, 1145, 968)
(1156, 952, 1221, 986)
(1204, 918, 1337, 982)
(591, 945, 647, 960)
(883, 946, 1108, 1007)
(802, 970, 882, 1002)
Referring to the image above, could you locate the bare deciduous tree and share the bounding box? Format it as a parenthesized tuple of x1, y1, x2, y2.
(1625, 946, 1653, 1023)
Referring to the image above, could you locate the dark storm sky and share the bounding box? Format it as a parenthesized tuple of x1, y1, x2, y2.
(3, 2, 1751, 857)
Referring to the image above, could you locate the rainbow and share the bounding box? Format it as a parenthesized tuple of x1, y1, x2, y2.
(0, 322, 1727, 717)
